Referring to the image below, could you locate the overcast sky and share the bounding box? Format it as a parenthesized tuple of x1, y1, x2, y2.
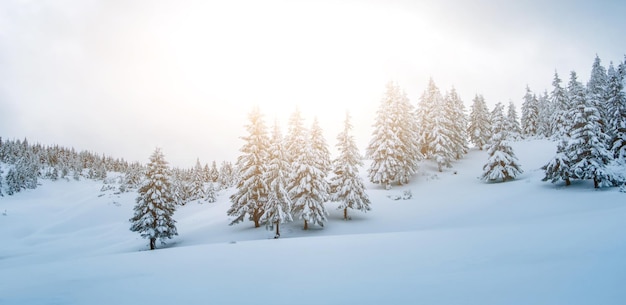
(1, 0, 625, 167)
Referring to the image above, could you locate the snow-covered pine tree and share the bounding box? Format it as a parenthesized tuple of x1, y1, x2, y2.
(536, 91, 551, 138)
(205, 182, 217, 203)
(506, 100, 522, 140)
(548, 71, 570, 139)
(367, 82, 420, 189)
(330, 112, 371, 220)
(285, 108, 307, 166)
(0, 167, 3, 197)
(445, 88, 469, 159)
(188, 158, 207, 202)
(542, 139, 572, 185)
(416, 78, 442, 158)
(468, 94, 491, 150)
(228, 107, 270, 227)
(209, 161, 219, 183)
(310, 117, 332, 174)
(481, 102, 523, 182)
(129, 148, 177, 250)
(567, 71, 614, 188)
(586, 55, 609, 127)
(606, 63, 626, 161)
(428, 87, 455, 172)
(288, 124, 329, 230)
(261, 120, 293, 237)
(218, 161, 234, 189)
(520, 86, 539, 138)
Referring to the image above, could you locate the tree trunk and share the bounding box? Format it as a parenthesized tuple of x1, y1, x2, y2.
(303, 220, 308, 230)
(343, 208, 348, 220)
(275, 222, 280, 238)
(594, 177, 599, 188)
(253, 209, 260, 228)
(149, 238, 156, 250)
(565, 178, 571, 186)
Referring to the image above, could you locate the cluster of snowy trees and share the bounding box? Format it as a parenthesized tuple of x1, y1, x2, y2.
(367, 80, 523, 185)
(541, 55, 626, 188)
(0, 137, 131, 195)
(228, 107, 371, 235)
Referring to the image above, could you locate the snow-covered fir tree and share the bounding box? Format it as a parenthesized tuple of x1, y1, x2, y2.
(228, 107, 270, 227)
(481, 102, 523, 182)
(310, 117, 332, 174)
(445, 88, 469, 159)
(205, 182, 217, 203)
(218, 161, 235, 189)
(567, 71, 614, 188)
(209, 161, 219, 183)
(586, 55, 609, 126)
(606, 63, 626, 161)
(520, 86, 539, 138)
(542, 139, 572, 185)
(285, 108, 307, 166)
(416, 78, 443, 158)
(506, 100, 522, 140)
(129, 148, 177, 250)
(367, 82, 421, 189)
(549, 71, 570, 139)
(330, 112, 371, 220)
(427, 86, 455, 172)
(288, 128, 329, 230)
(0, 167, 3, 197)
(261, 120, 293, 237)
(536, 91, 551, 138)
(188, 158, 207, 202)
(468, 94, 491, 150)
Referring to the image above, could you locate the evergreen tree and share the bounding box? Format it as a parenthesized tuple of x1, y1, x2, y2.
(468, 94, 491, 149)
(209, 161, 219, 183)
(205, 183, 217, 203)
(542, 139, 572, 186)
(0, 167, 3, 197)
(606, 64, 626, 161)
(330, 112, 371, 220)
(228, 107, 270, 227)
(288, 129, 329, 229)
(567, 71, 614, 188)
(520, 86, 539, 137)
(549, 71, 570, 139)
(367, 82, 421, 189)
(481, 102, 523, 182)
(129, 148, 177, 250)
(188, 158, 207, 202)
(506, 100, 522, 140)
(536, 90, 551, 138)
(285, 108, 307, 166)
(261, 120, 293, 237)
(310, 117, 332, 174)
(218, 161, 234, 189)
(428, 88, 455, 172)
(445, 88, 469, 159)
(586, 55, 609, 126)
(416, 78, 443, 158)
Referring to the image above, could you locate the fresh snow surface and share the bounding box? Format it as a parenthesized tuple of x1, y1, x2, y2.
(1, 140, 625, 305)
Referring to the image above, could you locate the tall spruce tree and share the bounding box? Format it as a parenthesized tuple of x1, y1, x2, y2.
(536, 90, 551, 138)
(445, 88, 469, 159)
(542, 139, 572, 186)
(261, 121, 293, 237)
(129, 148, 177, 250)
(330, 112, 371, 220)
(606, 64, 626, 161)
(310, 117, 332, 174)
(228, 107, 270, 227)
(367, 82, 420, 189)
(468, 94, 491, 149)
(188, 158, 207, 202)
(288, 128, 329, 230)
(586, 55, 609, 126)
(521, 86, 539, 138)
(481, 102, 523, 182)
(567, 71, 614, 188)
(549, 72, 570, 139)
(506, 100, 522, 140)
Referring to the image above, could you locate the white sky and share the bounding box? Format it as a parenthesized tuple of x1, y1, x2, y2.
(1, 0, 625, 167)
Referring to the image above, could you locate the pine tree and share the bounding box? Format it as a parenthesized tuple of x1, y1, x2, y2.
(205, 182, 217, 203)
(520, 86, 539, 138)
(536, 90, 551, 138)
(228, 107, 270, 227)
(506, 100, 522, 140)
(567, 71, 614, 188)
(481, 102, 523, 182)
(549, 72, 570, 139)
(367, 82, 421, 189)
(261, 120, 293, 237)
(310, 117, 332, 174)
(218, 161, 234, 189)
(428, 88, 455, 172)
(0, 167, 3, 197)
(188, 158, 206, 202)
(416, 78, 443, 158)
(209, 161, 219, 183)
(129, 148, 177, 250)
(445, 88, 469, 159)
(606, 64, 626, 161)
(330, 112, 371, 220)
(542, 139, 572, 185)
(285, 108, 307, 166)
(468, 94, 491, 149)
(586, 55, 609, 126)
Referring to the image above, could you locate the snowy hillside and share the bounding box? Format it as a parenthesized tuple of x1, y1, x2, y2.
(1, 139, 625, 305)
